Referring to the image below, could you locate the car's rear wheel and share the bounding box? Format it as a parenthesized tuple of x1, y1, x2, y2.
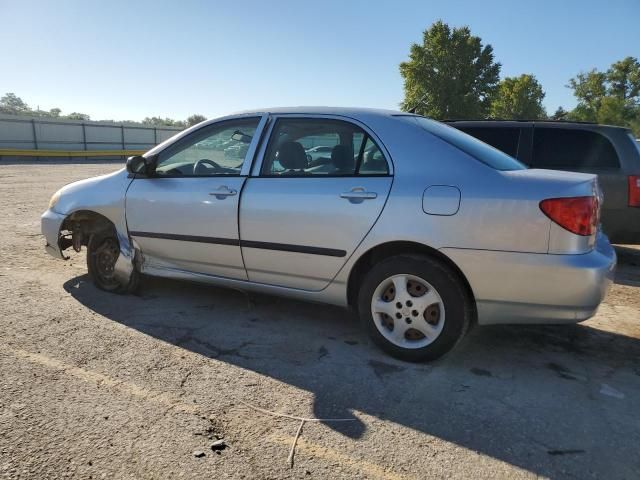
(358, 255, 471, 362)
(87, 231, 139, 293)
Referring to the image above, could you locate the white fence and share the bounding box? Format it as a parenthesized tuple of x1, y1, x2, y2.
(0, 114, 183, 159)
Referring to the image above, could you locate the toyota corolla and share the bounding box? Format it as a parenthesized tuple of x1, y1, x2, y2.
(41, 108, 616, 361)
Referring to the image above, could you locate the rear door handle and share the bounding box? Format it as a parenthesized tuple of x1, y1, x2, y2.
(340, 189, 377, 200)
(209, 186, 237, 198)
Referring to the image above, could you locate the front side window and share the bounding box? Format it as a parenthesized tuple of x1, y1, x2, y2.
(154, 118, 260, 176)
(261, 118, 389, 176)
(531, 128, 620, 169)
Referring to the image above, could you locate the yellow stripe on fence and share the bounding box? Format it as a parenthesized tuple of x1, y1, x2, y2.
(0, 149, 146, 157)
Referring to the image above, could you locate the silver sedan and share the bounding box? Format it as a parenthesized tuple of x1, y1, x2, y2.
(41, 108, 616, 361)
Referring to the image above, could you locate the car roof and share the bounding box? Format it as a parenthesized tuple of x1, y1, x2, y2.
(228, 106, 410, 120)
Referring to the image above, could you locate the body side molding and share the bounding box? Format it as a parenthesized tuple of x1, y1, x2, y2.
(129, 231, 347, 257)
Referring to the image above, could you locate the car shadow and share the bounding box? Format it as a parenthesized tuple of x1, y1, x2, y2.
(62, 274, 640, 479)
(615, 245, 640, 266)
(614, 245, 640, 287)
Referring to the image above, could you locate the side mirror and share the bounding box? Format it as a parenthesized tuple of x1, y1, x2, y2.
(126, 155, 154, 176)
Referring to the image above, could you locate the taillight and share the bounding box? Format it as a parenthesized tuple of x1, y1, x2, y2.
(540, 196, 599, 236)
(629, 175, 640, 207)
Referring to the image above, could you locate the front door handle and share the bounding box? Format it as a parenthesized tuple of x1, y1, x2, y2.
(340, 188, 377, 200)
(209, 186, 237, 198)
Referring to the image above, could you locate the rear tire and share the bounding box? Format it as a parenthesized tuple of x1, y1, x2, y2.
(87, 231, 139, 294)
(357, 254, 472, 362)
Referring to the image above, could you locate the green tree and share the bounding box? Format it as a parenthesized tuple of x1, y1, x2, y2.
(142, 116, 162, 126)
(551, 106, 569, 120)
(490, 74, 546, 120)
(567, 69, 607, 121)
(31, 107, 63, 118)
(567, 57, 640, 135)
(0, 92, 30, 114)
(629, 117, 640, 138)
(607, 56, 640, 100)
(142, 116, 185, 128)
(595, 96, 627, 126)
(186, 114, 206, 127)
(399, 21, 501, 119)
(66, 112, 91, 121)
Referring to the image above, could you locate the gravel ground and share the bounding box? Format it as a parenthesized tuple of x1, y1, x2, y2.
(1, 161, 639, 480)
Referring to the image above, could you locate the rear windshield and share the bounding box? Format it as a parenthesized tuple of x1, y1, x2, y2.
(456, 126, 521, 158)
(407, 117, 526, 171)
(532, 127, 620, 169)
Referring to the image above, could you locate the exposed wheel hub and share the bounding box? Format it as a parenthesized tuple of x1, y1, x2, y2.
(95, 238, 119, 280)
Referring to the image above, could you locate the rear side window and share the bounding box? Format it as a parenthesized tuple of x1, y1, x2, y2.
(532, 128, 620, 169)
(409, 117, 526, 171)
(261, 118, 389, 176)
(457, 127, 521, 158)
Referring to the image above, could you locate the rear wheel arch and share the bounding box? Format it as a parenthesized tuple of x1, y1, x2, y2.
(347, 241, 476, 315)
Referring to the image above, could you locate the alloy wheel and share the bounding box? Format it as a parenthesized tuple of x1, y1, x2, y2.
(370, 274, 445, 349)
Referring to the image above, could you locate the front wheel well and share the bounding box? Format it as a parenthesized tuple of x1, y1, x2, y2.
(347, 241, 476, 314)
(59, 210, 117, 252)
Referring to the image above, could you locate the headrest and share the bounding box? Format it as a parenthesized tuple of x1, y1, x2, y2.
(331, 145, 353, 173)
(277, 141, 307, 170)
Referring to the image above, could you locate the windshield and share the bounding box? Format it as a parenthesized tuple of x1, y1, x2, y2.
(407, 116, 527, 171)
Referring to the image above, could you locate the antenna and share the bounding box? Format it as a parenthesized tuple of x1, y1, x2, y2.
(408, 92, 429, 114)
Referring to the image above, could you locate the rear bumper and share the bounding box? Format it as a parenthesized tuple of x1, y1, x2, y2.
(442, 233, 617, 325)
(41, 209, 67, 259)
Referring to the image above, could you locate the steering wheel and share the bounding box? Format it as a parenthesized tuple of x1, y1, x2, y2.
(193, 158, 223, 175)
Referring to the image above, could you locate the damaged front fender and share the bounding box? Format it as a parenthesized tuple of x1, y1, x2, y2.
(112, 231, 138, 286)
(42, 208, 140, 288)
(41, 209, 68, 259)
(41, 167, 139, 288)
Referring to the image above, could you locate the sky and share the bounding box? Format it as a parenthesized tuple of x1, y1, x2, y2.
(1, 0, 638, 122)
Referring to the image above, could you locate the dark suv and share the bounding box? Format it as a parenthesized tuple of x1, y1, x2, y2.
(447, 121, 640, 244)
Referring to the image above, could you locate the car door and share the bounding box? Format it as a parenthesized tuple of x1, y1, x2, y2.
(239, 115, 393, 290)
(125, 115, 266, 279)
